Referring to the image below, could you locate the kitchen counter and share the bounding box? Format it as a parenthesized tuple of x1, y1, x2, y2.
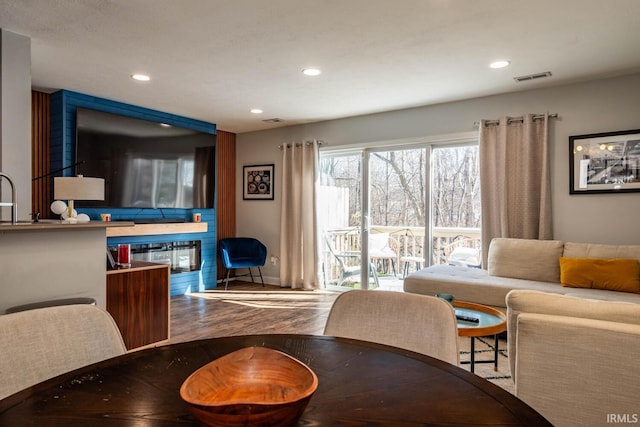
(0, 220, 134, 233)
(0, 220, 133, 314)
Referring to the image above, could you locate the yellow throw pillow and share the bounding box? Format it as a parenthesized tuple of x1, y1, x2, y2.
(559, 257, 640, 293)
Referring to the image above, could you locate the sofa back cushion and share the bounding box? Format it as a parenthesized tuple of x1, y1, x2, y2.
(562, 242, 640, 260)
(488, 238, 564, 283)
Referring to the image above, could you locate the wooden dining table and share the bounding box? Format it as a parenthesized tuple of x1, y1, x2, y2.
(0, 334, 550, 426)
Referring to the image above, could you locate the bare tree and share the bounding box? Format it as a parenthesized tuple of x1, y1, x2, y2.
(320, 145, 479, 230)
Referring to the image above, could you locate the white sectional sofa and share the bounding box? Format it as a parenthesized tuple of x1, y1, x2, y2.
(403, 237, 640, 311)
(506, 290, 640, 427)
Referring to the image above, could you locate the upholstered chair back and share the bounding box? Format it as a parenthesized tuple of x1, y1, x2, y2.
(324, 290, 459, 365)
(0, 304, 127, 400)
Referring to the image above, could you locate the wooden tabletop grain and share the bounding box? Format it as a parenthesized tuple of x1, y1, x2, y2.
(0, 334, 550, 426)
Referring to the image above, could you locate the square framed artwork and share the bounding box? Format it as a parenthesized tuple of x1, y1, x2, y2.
(243, 164, 274, 200)
(569, 129, 640, 194)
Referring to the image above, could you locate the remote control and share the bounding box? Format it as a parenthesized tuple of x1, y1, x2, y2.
(456, 314, 480, 323)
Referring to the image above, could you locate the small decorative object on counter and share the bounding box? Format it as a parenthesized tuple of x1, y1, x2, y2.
(117, 244, 131, 268)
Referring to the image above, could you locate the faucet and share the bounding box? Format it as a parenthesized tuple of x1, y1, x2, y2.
(0, 172, 17, 224)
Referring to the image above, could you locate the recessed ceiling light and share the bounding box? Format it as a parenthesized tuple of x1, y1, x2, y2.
(160, 123, 171, 127)
(489, 60, 510, 69)
(302, 68, 322, 76)
(131, 74, 151, 81)
(250, 109, 263, 114)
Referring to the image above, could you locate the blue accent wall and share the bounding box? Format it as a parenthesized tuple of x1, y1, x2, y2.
(50, 90, 217, 294)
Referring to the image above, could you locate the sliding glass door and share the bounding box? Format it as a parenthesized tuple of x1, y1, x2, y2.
(430, 144, 482, 268)
(367, 148, 427, 290)
(318, 138, 480, 290)
(318, 153, 368, 288)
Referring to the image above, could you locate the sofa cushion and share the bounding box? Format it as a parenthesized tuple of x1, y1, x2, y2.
(562, 242, 640, 260)
(403, 264, 565, 309)
(559, 257, 640, 293)
(487, 238, 564, 283)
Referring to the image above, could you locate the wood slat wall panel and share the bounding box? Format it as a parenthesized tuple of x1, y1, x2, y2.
(216, 130, 236, 279)
(31, 91, 51, 219)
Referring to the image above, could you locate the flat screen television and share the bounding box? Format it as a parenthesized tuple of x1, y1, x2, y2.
(75, 107, 216, 209)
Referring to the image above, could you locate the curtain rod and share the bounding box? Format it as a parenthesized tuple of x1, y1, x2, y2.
(474, 113, 558, 127)
(277, 140, 324, 149)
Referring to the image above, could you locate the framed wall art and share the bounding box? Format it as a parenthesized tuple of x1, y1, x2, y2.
(243, 164, 274, 200)
(569, 129, 640, 194)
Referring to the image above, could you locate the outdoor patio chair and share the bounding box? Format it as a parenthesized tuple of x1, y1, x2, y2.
(218, 237, 267, 290)
(324, 234, 379, 288)
(324, 289, 459, 364)
(368, 232, 398, 275)
(442, 236, 481, 268)
(0, 304, 127, 400)
(400, 255, 424, 278)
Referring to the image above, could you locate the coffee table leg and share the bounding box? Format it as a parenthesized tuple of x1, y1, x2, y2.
(494, 334, 499, 371)
(470, 337, 475, 373)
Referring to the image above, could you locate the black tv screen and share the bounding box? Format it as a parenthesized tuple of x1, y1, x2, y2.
(75, 107, 216, 209)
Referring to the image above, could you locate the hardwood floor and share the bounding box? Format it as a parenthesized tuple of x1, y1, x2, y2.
(169, 282, 340, 344)
(168, 281, 514, 394)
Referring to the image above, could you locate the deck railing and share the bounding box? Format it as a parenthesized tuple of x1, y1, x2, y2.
(322, 226, 481, 286)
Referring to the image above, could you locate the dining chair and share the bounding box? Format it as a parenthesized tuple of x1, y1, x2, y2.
(324, 290, 459, 365)
(218, 237, 267, 290)
(0, 304, 127, 400)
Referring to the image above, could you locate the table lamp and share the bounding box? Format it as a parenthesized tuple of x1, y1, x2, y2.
(53, 175, 105, 220)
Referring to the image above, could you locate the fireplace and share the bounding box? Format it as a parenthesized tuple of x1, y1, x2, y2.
(109, 240, 201, 274)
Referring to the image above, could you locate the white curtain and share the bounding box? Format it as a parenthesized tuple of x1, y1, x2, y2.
(279, 140, 321, 290)
(479, 114, 553, 266)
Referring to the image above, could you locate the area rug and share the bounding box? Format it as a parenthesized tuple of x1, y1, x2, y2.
(458, 335, 513, 394)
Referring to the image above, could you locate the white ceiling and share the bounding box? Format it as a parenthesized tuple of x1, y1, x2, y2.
(1, 0, 640, 134)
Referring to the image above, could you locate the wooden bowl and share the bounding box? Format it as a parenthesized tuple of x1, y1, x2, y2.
(180, 346, 318, 427)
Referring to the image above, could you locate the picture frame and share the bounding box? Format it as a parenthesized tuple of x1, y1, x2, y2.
(106, 248, 116, 269)
(569, 129, 640, 194)
(243, 164, 274, 200)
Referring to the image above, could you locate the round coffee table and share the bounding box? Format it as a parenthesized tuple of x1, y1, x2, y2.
(454, 301, 507, 373)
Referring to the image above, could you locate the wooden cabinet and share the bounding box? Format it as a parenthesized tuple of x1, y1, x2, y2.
(106, 261, 170, 350)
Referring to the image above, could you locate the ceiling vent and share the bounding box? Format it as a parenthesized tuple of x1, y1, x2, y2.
(514, 71, 552, 82)
(262, 118, 284, 123)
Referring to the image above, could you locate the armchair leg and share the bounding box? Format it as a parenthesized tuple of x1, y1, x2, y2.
(225, 269, 232, 290)
(257, 266, 265, 286)
(248, 268, 255, 283)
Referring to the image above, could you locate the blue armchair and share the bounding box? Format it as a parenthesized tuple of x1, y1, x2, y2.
(218, 238, 267, 290)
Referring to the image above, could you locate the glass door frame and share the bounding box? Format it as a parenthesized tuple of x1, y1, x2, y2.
(319, 131, 477, 289)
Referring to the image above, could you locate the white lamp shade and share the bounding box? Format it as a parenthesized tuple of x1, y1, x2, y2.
(54, 176, 105, 201)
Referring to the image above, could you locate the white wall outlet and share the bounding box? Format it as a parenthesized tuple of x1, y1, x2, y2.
(270, 255, 279, 266)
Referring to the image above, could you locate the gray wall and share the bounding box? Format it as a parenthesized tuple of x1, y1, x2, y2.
(0, 29, 32, 221)
(237, 73, 640, 281)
